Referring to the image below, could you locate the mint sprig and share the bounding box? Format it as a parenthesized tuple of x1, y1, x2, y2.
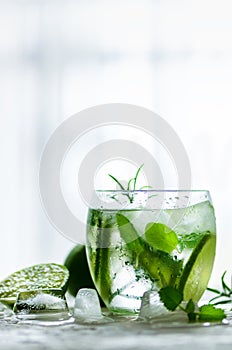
(159, 286, 226, 322)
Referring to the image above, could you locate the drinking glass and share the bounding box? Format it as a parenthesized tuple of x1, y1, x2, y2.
(86, 190, 216, 315)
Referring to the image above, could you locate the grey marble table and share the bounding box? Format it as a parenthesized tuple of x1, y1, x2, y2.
(1, 317, 232, 350)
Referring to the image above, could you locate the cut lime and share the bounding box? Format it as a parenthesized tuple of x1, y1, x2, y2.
(0, 263, 69, 308)
(13, 289, 67, 314)
(178, 232, 216, 301)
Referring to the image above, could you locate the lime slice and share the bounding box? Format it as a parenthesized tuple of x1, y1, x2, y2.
(13, 289, 67, 314)
(0, 263, 69, 308)
(178, 232, 216, 301)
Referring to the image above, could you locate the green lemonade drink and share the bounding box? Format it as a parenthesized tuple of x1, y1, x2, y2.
(86, 191, 216, 314)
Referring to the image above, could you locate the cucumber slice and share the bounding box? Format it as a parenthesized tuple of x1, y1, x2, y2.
(178, 232, 216, 301)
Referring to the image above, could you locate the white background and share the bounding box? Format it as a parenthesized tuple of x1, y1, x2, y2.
(1, 0, 232, 288)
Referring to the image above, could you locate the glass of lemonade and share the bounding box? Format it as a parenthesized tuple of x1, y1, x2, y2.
(86, 190, 216, 315)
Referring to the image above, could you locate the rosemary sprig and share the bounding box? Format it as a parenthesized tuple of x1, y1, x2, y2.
(108, 164, 146, 203)
(207, 271, 232, 305)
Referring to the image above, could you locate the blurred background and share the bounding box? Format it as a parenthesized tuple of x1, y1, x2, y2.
(1, 0, 232, 287)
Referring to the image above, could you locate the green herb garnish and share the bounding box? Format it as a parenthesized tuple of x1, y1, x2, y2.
(108, 164, 151, 203)
(116, 214, 182, 287)
(145, 223, 178, 254)
(207, 271, 232, 305)
(159, 286, 183, 311)
(159, 286, 226, 322)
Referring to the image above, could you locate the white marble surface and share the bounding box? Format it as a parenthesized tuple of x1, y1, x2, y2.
(1, 317, 232, 350)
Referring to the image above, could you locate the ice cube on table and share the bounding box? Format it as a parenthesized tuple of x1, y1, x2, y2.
(74, 288, 102, 321)
(139, 290, 188, 325)
(139, 290, 169, 319)
(14, 289, 70, 320)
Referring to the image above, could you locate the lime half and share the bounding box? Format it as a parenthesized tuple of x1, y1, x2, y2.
(178, 232, 216, 302)
(0, 263, 69, 308)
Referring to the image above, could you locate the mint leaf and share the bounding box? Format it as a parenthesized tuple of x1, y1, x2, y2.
(198, 305, 226, 322)
(159, 286, 183, 311)
(145, 223, 178, 253)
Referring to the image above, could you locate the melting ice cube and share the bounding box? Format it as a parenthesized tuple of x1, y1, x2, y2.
(139, 290, 188, 324)
(74, 288, 102, 321)
(139, 290, 169, 319)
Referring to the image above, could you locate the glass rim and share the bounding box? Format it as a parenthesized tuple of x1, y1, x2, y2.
(95, 189, 210, 194)
(90, 189, 212, 210)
